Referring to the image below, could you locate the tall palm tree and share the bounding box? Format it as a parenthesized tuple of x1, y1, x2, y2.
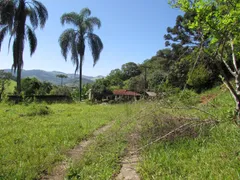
(59, 8, 103, 101)
(0, 0, 48, 94)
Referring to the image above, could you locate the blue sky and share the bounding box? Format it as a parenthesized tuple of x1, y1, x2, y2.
(0, 0, 182, 76)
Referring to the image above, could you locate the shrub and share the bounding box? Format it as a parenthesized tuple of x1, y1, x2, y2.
(50, 86, 71, 96)
(26, 104, 52, 116)
(187, 64, 210, 92)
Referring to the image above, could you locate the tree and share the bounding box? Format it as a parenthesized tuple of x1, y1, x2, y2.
(59, 8, 103, 101)
(91, 78, 112, 101)
(0, 0, 48, 94)
(106, 69, 124, 88)
(148, 70, 166, 91)
(128, 75, 145, 93)
(121, 62, 141, 80)
(38, 81, 53, 95)
(164, 12, 202, 47)
(0, 70, 13, 99)
(21, 77, 41, 96)
(170, 0, 240, 119)
(56, 74, 68, 86)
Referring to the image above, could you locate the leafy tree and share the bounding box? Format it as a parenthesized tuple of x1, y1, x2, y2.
(91, 78, 112, 101)
(170, 0, 240, 118)
(59, 8, 103, 101)
(0, 70, 13, 99)
(187, 64, 210, 92)
(56, 74, 68, 86)
(148, 70, 166, 91)
(38, 81, 53, 95)
(121, 62, 141, 80)
(168, 57, 190, 88)
(128, 75, 145, 93)
(0, 0, 48, 94)
(21, 77, 41, 96)
(106, 68, 124, 88)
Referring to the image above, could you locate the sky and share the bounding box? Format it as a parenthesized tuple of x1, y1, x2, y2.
(0, 0, 182, 77)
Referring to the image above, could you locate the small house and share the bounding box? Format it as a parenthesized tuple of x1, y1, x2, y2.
(145, 91, 157, 99)
(113, 89, 141, 101)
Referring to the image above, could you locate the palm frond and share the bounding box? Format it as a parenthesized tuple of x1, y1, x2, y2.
(85, 17, 101, 29)
(0, 0, 15, 29)
(32, 0, 48, 28)
(0, 25, 9, 50)
(8, 33, 14, 53)
(26, 25, 37, 56)
(80, 8, 91, 19)
(70, 34, 79, 74)
(61, 12, 79, 26)
(87, 33, 103, 66)
(59, 28, 76, 60)
(28, 7, 38, 29)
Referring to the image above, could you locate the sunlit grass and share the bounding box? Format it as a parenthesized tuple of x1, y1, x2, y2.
(138, 86, 240, 179)
(67, 102, 143, 179)
(0, 102, 127, 179)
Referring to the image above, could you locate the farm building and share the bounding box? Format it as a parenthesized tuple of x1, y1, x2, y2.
(145, 91, 157, 99)
(113, 90, 141, 101)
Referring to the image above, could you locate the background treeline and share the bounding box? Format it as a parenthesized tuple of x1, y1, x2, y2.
(90, 11, 223, 97)
(1, 11, 233, 101)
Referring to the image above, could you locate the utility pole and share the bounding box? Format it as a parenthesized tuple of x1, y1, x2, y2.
(142, 65, 150, 93)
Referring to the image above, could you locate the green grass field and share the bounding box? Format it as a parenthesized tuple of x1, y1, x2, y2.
(1, 85, 240, 179)
(0, 102, 138, 179)
(137, 87, 240, 179)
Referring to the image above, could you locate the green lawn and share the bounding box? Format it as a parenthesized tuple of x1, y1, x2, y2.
(67, 102, 143, 179)
(0, 102, 129, 179)
(1, 86, 240, 180)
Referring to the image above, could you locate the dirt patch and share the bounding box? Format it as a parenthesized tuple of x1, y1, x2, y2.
(115, 132, 141, 180)
(41, 123, 113, 180)
(200, 94, 217, 104)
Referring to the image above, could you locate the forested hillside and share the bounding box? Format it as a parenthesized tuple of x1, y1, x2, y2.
(2, 69, 101, 85)
(90, 11, 222, 99)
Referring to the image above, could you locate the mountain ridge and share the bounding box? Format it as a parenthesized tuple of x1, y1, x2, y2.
(2, 69, 104, 86)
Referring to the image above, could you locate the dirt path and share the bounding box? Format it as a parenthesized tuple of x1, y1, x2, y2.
(115, 132, 141, 180)
(41, 123, 113, 180)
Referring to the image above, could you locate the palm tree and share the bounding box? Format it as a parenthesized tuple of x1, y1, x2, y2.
(59, 8, 103, 101)
(0, 0, 48, 94)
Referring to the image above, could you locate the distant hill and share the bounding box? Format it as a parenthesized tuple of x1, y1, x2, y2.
(2, 69, 104, 86)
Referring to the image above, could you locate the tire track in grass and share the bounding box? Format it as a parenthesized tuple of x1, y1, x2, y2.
(115, 132, 141, 180)
(41, 122, 113, 180)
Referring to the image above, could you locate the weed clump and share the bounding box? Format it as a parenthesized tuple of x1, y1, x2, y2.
(26, 104, 52, 116)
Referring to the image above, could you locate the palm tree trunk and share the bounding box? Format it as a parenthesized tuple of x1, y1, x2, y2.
(79, 56, 83, 101)
(15, 0, 26, 95)
(17, 64, 21, 94)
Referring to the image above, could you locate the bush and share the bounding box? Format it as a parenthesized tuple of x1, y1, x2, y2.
(50, 86, 71, 96)
(187, 64, 210, 92)
(26, 104, 52, 116)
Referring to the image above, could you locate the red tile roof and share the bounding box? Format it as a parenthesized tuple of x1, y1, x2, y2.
(113, 90, 141, 96)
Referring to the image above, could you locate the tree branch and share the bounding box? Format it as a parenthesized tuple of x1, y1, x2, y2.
(230, 39, 238, 73)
